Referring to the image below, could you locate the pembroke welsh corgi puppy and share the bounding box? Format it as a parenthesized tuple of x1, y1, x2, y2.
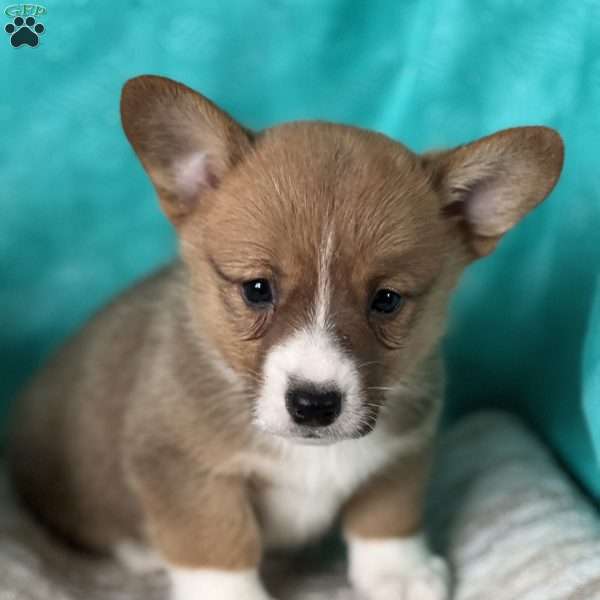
(8, 75, 564, 600)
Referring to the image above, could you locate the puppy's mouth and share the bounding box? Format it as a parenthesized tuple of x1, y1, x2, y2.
(252, 408, 378, 446)
(296, 426, 375, 446)
(291, 434, 337, 447)
(275, 428, 373, 446)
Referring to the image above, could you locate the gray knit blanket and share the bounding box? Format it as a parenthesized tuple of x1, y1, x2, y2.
(1, 411, 599, 599)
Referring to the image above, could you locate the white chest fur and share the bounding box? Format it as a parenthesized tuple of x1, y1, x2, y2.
(115, 415, 434, 576)
(251, 423, 425, 549)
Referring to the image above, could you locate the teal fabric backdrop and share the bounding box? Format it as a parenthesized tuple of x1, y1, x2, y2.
(1, 1, 599, 499)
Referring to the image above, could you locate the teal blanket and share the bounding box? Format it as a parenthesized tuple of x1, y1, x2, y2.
(1, 0, 599, 499)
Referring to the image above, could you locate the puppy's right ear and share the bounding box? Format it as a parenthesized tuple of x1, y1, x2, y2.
(121, 75, 252, 225)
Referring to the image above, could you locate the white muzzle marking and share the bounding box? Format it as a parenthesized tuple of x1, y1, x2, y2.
(254, 326, 366, 440)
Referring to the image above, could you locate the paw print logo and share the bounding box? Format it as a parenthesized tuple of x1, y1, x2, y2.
(5, 15, 45, 47)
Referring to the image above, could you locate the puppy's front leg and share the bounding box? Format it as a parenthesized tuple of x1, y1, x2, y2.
(170, 568, 272, 600)
(343, 449, 450, 600)
(131, 468, 275, 600)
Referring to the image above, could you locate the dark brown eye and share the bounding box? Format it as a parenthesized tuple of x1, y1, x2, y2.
(242, 279, 273, 307)
(370, 289, 404, 315)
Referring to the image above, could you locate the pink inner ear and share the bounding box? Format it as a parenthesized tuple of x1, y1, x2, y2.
(174, 152, 217, 200)
(462, 181, 505, 236)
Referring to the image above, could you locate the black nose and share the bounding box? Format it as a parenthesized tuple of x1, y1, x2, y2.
(285, 385, 342, 427)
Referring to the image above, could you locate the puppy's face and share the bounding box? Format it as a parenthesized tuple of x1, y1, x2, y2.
(121, 76, 564, 443)
(184, 125, 459, 442)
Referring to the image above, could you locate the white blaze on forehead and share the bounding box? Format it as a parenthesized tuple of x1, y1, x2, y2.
(255, 227, 367, 438)
(313, 228, 335, 330)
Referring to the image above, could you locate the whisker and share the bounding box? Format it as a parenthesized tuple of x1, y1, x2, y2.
(356, 360, 383, 371)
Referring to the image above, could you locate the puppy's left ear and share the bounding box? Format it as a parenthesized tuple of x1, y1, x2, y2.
(423, 127, 564, 257)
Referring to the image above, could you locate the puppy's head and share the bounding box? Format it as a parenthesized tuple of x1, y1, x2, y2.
(121, 76, 564, 443)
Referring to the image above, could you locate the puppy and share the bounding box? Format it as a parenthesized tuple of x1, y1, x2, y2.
(8, 75, 564, 600)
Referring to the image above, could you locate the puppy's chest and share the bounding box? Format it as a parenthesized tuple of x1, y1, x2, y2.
(251, 430, 404, 548)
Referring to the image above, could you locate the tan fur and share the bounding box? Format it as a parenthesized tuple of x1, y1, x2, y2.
(7, 75, 564, 581)
(423, 126, 564, 256)
(343, 448, 433, 539)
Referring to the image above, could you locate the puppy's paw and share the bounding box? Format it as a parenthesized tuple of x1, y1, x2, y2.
(348, 534, 451, 600)
(364, 554, 450, 600)
(169, 567, 277, 600)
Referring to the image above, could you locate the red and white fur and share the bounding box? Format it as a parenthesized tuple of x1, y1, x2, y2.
(8, 76, 564, 600)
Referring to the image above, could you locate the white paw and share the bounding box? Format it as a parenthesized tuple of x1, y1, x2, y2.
(169, 567, 277, 600)
(362, 554, 450, 600)
(114, 541, 164, 574)
(348, 534, 451, 600)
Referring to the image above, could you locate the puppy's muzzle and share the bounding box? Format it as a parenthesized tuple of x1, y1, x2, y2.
(285, 384, 342, 427)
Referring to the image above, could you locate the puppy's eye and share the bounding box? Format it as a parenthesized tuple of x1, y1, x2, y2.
(242, 279, 273, 307)
(370, 289, 404, 315)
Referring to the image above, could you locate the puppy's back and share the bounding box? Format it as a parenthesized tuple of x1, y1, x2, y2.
(7, 263, 182, 551)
